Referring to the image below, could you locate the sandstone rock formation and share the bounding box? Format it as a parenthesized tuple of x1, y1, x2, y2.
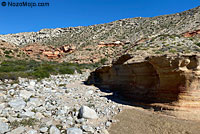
(87, 54, 200, 109)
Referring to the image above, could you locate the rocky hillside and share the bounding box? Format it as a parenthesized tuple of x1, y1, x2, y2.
(0, 6, 200, 64)
(1, 6, 200, 47)
(0, 40, 29, 62)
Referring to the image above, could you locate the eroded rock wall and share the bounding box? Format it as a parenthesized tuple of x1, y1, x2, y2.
(87, 54, 200, 108)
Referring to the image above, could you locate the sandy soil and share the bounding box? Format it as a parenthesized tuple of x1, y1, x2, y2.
(109, 107, 200, 134)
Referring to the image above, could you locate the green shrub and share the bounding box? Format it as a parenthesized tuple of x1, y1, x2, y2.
(31, 66, 51, 79)
(10, 118, 38, 128)
(0, 65, 26, 72)
(58, 66, 75, 74)
(5, 55, 13, 58)
(0, 60, 99, 80)
(155, 51, 162, 54)
(169, 49, 177, 54)
(4, 50, 12, 54)
(39, 64, 55, 72)
(31, 70, 50, 79)
(100, 58, 108, 65)
(195, 42, 200, 47)
(0, 72, 28, 80)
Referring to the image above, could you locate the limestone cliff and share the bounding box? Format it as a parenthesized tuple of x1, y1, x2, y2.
(87, 54, 200, 109)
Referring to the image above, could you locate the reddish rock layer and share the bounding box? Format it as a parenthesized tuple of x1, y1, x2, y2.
(22, 43, 76, 60)
(183, 30, 200, 37)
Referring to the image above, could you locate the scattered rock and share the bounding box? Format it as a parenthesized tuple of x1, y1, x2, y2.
(35, 112, 44, 120)
(29, 80, 36, 87)
(85, 90, 94, 96)
(8, 98, 26, 110)
(20, 111, 35, 118)
(0, 120, 10, 133)
(67, 128, 83, 134)
(20, 90, 34, 100)
(49, 126, 60, 134)
(79, 106, 98, 119)
(0, 117, 8, 123)
(105, 121, 112, 127)
(7, 126, 26, 134)
(27, 98, 42, 107)
(26, 129, 38, 134)
(81, 125, 94, 133)
(40, 127, 48, 133)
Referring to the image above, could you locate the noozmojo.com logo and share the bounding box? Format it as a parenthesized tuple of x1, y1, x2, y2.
(1, 1, 50, 8)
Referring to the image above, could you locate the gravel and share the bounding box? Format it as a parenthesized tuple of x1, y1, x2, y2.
(0, 72, 123, 133)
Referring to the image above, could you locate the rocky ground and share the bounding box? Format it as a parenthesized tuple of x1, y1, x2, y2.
(0, 71, 200, 134)
(0, 72, 124, 134)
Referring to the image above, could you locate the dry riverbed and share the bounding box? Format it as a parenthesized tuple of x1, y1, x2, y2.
(109, 107, 200, 134)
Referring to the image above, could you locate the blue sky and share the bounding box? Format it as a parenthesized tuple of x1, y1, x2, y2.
(0, 0, 199, 34)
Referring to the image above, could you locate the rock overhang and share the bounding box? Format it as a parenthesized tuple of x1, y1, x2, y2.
(87, 54, 200, 110)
